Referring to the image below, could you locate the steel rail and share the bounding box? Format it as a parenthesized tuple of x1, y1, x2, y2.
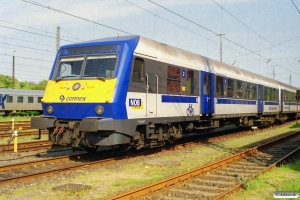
(0, 125, 298, 192)
(0, 130, 47, 138)
(215, 146, 300, 199)
(106, 130, 300, 200)
(0, 140, 52, 154)
(0, 126, 259, 186)
(0, 153, 86, 173)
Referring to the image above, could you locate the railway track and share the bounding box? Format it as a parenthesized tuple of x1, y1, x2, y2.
(0, 130, 47, 139)
(0, 140, 53, 154)
(0, 121, 31, 131)
(0, 125, 298, 194)
(106, 130, 300, 200)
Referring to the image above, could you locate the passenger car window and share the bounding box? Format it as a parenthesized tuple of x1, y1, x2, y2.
(186, 70, 194, 95)
(28, 96, 34, 103)
(237, 80, 243, 99)
(227, 79, 234, 98)
(215, 76, 224, 97)
(6, 96, 13, 103)
(167, 66, 181, 94)
(17, 96, 23, 103)
(251, 84, 257, 99)
(245, 82, 250, 99)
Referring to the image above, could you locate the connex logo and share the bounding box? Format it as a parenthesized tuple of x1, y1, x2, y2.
(60, 95, 65, 102)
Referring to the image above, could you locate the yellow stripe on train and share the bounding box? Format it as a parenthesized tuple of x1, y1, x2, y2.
(42, 79, 117, 103)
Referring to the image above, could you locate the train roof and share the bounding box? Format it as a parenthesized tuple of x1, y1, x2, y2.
(59, 35, 298, 91)
(60, 35, 139, 49)
(134, 36, 298, 90)
(0, 89, 44, 95)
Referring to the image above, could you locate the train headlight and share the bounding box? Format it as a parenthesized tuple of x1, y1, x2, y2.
(46, 105, 54, 114)
(95, 105, 104, 115)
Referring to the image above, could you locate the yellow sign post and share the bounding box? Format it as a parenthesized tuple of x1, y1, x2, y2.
(11, 118, 18, 153)
(13, 130, 18, 153)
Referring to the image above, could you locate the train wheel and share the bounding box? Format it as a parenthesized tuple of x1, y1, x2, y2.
(83, 146, 98, 153)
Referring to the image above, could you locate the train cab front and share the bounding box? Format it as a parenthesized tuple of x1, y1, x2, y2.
(31, 40, 137, 152)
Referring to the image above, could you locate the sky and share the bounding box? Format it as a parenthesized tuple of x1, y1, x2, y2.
(0, 0, 299, 87)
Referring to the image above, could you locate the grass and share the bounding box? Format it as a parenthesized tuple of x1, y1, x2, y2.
(0, 116, 31, 122)
(227, 159, 300, 200)
(0, 122, 299, 199)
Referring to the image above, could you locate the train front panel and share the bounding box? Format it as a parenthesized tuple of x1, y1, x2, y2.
(31, 36, 141, 149)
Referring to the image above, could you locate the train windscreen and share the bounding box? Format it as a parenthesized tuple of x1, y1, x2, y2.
(55, 57, 84, 80)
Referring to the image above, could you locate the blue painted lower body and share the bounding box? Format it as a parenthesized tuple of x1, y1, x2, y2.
(162, 95, 198, 103)
(42, 102, 127, 120)
(216, 98, 256, 105)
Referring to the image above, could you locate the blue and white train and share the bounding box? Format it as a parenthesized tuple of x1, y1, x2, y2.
(31, 35, 300, 152)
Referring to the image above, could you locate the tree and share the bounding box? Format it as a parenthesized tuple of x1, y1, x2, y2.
(0, 74, 47, 90)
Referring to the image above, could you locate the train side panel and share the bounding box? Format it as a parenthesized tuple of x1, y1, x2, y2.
(0, 89, 43, 114)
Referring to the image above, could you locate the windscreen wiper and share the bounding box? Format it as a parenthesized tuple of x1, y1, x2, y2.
(84, 75, 106, 81)
(56, 75, 78, 82)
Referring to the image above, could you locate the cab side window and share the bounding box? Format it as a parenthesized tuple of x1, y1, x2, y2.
(132, 58, 144, 82)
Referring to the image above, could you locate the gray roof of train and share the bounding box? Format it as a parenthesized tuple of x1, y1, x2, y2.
(0, 89, 44, 95)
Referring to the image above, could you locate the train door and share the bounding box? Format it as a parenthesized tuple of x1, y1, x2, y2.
(145, 59, 157, 117)
(200, 71, 214, 114)
(258, 84, 264, 113)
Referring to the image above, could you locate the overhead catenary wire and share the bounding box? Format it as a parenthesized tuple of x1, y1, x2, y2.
(211, 0, 299, 63)
(21, 0, 133, 35)
(291, 0, 300, 14)
(0, 67, 50, 76)
(125, 0, 245, 56)
(223, 35, 300, 60)
(148, 0, 217, 35)
(0, 34, 56, 47)
(0, 61, 52, 69)
(13, 0, 299, 82)
(148, 0, 299, 76)
(23, 0, 247, 59)
(0, 24, 77, 43)
(0, 42, 56, 54)
(0, 19, 80, 41)
(0, 45, 55, 57)
(60, 27, 83, 41)
(126, 0, 284, 75)
(0, 53, 53, 63)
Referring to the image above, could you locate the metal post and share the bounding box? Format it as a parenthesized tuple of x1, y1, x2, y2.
(11, 118, 14, 131)
(12, 50, 16, 89)
(13, 130, 18, 153)
(11, 118, 18, 153)
(56, 26, 60, 52)
(38, 129, 41, 139)
(216, 33, 225, 62)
